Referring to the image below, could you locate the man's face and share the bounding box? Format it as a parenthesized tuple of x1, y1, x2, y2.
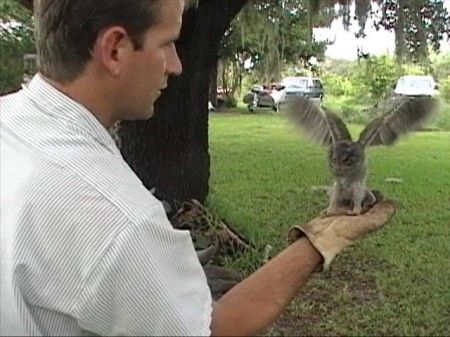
(117, 0, 184, 121)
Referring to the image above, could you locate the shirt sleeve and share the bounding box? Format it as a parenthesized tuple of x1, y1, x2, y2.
(71, 203, 213, 336)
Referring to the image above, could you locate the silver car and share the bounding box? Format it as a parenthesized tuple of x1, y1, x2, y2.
(280, 76, 324, 104)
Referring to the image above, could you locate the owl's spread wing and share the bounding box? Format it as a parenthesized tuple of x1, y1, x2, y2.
(358, 96, 438, 147)
(287, 96, 352, 146)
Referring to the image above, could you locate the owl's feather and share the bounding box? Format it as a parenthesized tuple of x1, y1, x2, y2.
(287, 97, 352, 146)
(358, 96, 438, 147)
(286, 95, 439, 217)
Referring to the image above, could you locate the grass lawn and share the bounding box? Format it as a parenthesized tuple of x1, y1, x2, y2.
(207, 109, 450, 336)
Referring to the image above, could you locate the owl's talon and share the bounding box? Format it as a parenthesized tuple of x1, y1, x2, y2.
(323, 207, 350, 217)
(321, 209, 338, 218)
(347, 207, 362, 216)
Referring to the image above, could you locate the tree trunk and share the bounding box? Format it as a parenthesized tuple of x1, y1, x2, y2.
(209, 62, 219, 107)
(395, 0, 407, 65)
(414, 1, 428, 64)
(119, 0, 247, 212)
(306, 2, 313, 44)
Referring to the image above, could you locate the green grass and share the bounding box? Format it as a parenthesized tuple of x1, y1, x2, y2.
(322, 95, 378, 112)
(207, 110, 450, 336)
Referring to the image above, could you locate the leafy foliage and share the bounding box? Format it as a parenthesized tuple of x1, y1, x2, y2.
(217, 0, 336, 97)
(320, 55, 399, 100)
(314, 0, 450, 65)
(0, 0, 34, 93)
(375, 0, 450, 63)
(320, 73, 357, 97)
(354, 55, 398, 99)
(440, 75, 450, 102)
(321, 51, 450, 102)
(431, 52, 450, 80)
(319, 52, 450, 128)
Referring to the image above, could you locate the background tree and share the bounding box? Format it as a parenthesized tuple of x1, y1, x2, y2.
(0, 0, 34, 94)
(118, 0, 336, 211)
(374, 0, 450, 64)
(313, 0, 450, 65)
(215, 0, 336, 102)
(119, 0, 247, 212)
(6, 0, 450, 211)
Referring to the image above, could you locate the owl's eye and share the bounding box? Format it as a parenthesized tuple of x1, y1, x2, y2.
(343, 158, 352, 165)
(331, 158, 337, 165)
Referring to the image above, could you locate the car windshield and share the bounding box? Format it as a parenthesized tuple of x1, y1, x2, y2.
(397, 77, 433, 89)
(282, 78, 308, 88)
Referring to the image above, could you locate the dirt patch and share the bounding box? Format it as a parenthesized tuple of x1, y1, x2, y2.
(266, 254, 392, 336)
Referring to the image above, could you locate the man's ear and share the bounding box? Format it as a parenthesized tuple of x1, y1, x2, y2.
(93, 26, 133, 77)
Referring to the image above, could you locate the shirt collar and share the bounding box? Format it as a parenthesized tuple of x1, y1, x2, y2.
(25, 73, 121, 155)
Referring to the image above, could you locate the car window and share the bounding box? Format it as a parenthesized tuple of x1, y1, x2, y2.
(282, 78, 308, 88)
(398, 77, 433, 89)
(313, 80, 323, 89)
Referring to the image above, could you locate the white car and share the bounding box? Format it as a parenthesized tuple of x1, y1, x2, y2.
(394, 75, 439, 97)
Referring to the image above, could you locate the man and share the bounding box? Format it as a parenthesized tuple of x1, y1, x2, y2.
(0, 0, 396, 336)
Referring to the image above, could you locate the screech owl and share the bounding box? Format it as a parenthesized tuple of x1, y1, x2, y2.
(286, 96, 438, 216)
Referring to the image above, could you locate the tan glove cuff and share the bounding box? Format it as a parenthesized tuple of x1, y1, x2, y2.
(288, 223, 348, 271)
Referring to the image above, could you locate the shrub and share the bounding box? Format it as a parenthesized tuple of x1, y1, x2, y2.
(353, 55, 398, 99)
(431, 53, 450, 82)
(321, 73, 357, 97)
(432, 100, 450, 130)
(400, 63, 426, 76)
(224, 95, 238, 108)
(439, 75, 450, 102)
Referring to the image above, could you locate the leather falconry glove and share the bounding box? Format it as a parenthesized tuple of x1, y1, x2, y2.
(289, 200, 396, 270)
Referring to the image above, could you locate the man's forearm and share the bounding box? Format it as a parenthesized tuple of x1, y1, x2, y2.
(210, 237, 322, 336)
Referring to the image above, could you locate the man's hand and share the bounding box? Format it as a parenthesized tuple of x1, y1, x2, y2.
(289, 200, 396, 270)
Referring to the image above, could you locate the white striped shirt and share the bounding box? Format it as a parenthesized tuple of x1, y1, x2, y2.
(0, 74, 212, 336)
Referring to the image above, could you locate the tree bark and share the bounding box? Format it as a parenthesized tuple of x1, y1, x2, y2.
(119, 0, 248, 212)
(209, 62, 219, 107)
(412, 0, 428, 64)
(395, 0, 407, 64)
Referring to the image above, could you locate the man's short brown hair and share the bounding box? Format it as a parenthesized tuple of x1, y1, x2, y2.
(34, 0, 165, 82)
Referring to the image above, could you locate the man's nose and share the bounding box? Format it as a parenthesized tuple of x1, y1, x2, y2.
(167, 50, 182, 76)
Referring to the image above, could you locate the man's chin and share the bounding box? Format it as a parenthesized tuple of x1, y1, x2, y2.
(144, 106, 155, 119)
(133, 106, 155, 121)
(118, 104, 156, 122)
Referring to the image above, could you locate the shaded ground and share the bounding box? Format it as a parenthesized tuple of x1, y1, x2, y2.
(265, 254, 392, 336)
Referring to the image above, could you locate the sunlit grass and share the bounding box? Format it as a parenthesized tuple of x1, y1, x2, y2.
(207, 110, 450, 336)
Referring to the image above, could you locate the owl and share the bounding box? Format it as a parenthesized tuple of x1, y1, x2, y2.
(286, 96, 438, 216)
